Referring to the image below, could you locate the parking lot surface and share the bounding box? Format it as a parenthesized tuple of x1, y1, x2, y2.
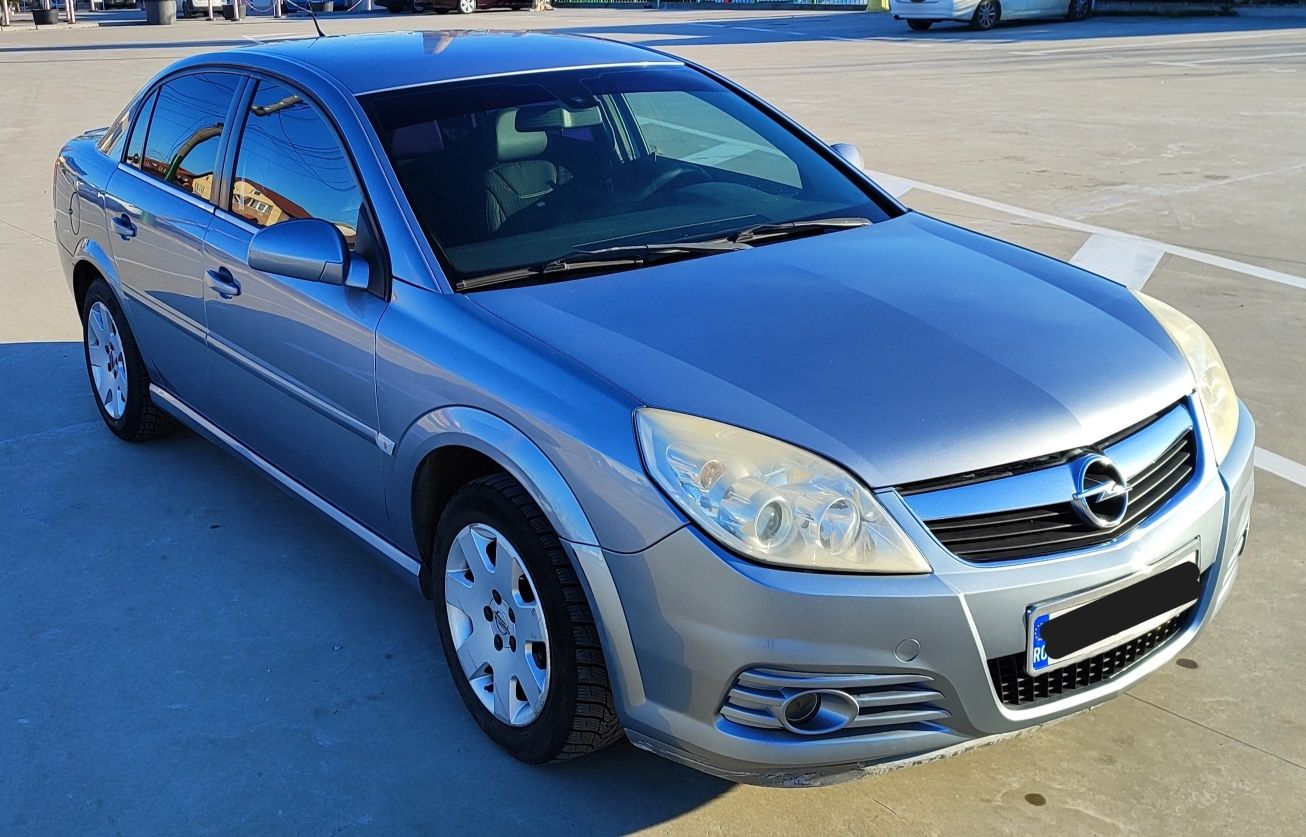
(3, 8, 1305, 835)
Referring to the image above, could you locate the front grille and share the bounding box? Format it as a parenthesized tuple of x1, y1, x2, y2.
(720, 668, 950, 738)
(988, 607, 1193, 707)
(923, 428, 1197, 563)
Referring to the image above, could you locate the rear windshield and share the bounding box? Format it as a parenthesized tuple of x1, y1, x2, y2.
(361, 66, 891, 285)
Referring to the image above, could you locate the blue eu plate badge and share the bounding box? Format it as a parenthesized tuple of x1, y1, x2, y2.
(1030, 613, 1052, 672)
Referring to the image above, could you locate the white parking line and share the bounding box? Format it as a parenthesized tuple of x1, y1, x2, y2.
(1152, 52, 1306, 68)
(869, 169, 1306, 292)
(1010, 30, 1300, 56)
(1255, 448, 1306, 489)
(1070, 234, 1166, 289)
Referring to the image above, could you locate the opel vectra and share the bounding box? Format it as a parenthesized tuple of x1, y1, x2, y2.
(52, 32, 1253, 785)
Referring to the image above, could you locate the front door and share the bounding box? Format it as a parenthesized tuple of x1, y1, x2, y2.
(198, 78, 390, 534)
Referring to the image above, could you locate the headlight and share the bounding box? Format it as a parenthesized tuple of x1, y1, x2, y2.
(635, 409, 931, 574)
(1134, 291, 1239, 463)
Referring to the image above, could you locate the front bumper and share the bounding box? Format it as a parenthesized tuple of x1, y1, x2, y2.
(601, 403, 1255, 786)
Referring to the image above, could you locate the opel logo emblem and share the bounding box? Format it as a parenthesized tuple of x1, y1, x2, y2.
(1070, 454, 1129, 530)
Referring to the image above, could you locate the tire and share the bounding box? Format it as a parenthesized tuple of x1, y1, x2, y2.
(456, 0, 475, 12)
(1066, 0, 1091, 20)
(907, 19, 933, 31)
(81, 279, 175, 442)
(970, 0, 1000, 30)
(432, 474, 623, 764)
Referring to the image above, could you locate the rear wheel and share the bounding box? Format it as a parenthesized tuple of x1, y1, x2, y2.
(457, 0, 475, 11)
(1066, 0, 1091, 20)
(433, 474, 623, 763)
(81, 279, 175, 442)
(411, 0, 430, 11)
(970, 0, 1000, 30)
(907, 19, 934, 31)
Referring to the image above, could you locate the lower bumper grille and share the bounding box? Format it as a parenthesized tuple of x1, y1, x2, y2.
(988, 607, 1194, 708)
(720, 668, 950, 738)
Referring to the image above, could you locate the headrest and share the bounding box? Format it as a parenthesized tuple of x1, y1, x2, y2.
(494, 108, 548, 163)
(390, 120, 443, 160)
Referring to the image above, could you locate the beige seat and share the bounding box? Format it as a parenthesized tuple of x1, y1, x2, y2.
(482, 108, 572, 235)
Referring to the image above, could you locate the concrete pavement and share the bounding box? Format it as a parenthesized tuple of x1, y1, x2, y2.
(2, 8, 1304, 835)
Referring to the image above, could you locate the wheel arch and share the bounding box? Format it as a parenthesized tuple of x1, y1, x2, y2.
(395, 405, 646, 710)
(71, 238, 124, 316)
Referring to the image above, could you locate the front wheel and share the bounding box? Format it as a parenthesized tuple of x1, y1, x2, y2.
(907, 19, 933, 31)
(1066, 0, 1091, 20)
(456, 0, 475, 12)
(411, 0, 430, 11)
(81, 279, 175, 442)
(970, 0, 1000, 30)
(433, 474, 623, 763)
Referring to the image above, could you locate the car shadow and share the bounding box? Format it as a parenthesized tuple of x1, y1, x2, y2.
(0, 341, 731, 834)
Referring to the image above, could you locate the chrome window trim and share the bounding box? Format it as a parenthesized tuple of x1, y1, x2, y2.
(355, 61, 683, 96)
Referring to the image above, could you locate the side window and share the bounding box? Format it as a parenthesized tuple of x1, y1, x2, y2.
(230, 80, 364, 246)
(623, 90, 801, 188)
(124, 91, 157, 169)
(97, 103, 134, 159)
(140, 72, 241, 200)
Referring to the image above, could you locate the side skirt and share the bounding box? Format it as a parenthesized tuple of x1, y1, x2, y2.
(149, 383, 422, 589)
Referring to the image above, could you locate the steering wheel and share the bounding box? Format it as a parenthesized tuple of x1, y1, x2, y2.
(634, 164, 710, 203)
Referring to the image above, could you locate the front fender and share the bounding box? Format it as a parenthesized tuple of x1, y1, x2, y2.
(388, 405, 647, 710)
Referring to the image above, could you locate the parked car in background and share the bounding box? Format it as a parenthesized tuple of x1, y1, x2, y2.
(381, 0, 530, 13)
(52, 31, 1252, 785)
(891, 0, 1092, 31)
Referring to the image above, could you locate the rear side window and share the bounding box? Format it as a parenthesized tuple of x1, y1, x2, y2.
(230, 80, 363, 246)
(140, 72, 241, 200)
(124, 91, 157, 169)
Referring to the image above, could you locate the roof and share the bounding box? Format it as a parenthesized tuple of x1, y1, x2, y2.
(213, 31, 681, 95)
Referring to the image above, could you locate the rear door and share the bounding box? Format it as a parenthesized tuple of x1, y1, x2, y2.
(197, 78, 390, 533)
(103, 72, 244, 400)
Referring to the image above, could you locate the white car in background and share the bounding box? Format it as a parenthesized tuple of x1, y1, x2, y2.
(891, 0, 1092, 31)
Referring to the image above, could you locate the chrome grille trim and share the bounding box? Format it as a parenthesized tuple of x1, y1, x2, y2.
(902, 401, 1199, 563)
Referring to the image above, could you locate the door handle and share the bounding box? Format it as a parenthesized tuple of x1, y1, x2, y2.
(111, 213, 136, 240)
(207, 267, 242, 299)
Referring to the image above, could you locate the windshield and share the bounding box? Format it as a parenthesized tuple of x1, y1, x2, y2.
(361, 65, 894, 288)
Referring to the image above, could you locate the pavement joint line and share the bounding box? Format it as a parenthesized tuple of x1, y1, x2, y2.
(1153, 52, 1306, 68)
(1, 216, 54, 245)
(1125, 693, 1306, 772)
(0, 419, 98, 449)
(869, 169, 1306, 292)
(1255, 447, 1306, 489)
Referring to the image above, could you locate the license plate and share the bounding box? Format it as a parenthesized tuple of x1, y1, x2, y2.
(1027, 549, 1200, 677)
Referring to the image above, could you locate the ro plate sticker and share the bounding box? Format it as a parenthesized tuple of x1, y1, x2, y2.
(1031, 613, 1051, 671)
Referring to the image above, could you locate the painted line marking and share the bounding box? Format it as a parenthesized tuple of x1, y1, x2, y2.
(1009, 30, 1303, 56)
(1070, 234, 1167, 290)
(1152, 51, 1306, 69)
(1255, 448, 1306, 489)
(869, 172, 915, 199)
(868, 169, 1306, 292)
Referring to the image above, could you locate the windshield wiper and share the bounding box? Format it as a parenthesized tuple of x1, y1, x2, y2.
(456, 241, 749, 292)
(726, 216, 871, 245)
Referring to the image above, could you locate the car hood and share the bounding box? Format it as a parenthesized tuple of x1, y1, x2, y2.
(469, 213, 1194, 488)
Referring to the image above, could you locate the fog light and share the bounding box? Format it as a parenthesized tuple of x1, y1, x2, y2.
(778, 689, 859, 735)
(783, 692, 821, 726)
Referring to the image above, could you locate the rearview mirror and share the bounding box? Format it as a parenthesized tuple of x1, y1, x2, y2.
(248, 218, 349, 286)
(830, 142, 865, 171)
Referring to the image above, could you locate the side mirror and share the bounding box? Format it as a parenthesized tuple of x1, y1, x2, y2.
(831, 142, 865, 171)
(248, 218, 349, 286)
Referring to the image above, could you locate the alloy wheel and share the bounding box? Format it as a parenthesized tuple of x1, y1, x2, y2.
(973, 0, 998, 29)
(86, 300, 128, 420)
(443, 523, 551, 727)
(458, 0, 475, 12)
